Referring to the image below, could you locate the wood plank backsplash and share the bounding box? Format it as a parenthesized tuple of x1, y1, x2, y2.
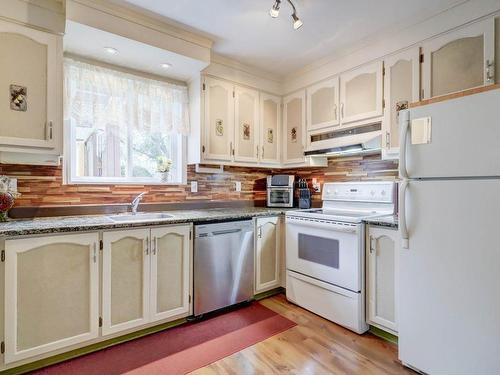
(0, 154, 398, 207)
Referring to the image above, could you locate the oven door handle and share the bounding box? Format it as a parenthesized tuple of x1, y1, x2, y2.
(286, 217, 358, 233)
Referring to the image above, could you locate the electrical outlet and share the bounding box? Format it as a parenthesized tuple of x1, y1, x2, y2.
(235, 181, 242, 192)
(8, 178, 17, 193)
(312, 178, 321, 193)
(190, 181, 198, 193)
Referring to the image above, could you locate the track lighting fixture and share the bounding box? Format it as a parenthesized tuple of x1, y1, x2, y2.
(269, 0, 303, 29)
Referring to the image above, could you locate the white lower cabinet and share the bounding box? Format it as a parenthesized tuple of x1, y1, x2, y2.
(4, 233, 100, 364)
(254, 216, 283, 293)
(102, 228, 151, 335)
(366, 225, 400, 334)
(102, 225, 192, 336)
(150, 226, 191, 323)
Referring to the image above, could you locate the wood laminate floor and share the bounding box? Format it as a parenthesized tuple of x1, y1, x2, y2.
(191, 294, 414, 375)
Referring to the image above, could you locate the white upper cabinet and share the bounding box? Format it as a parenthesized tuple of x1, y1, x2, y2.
(382, 48, 420, 160)
(150, 225, 192, 323)
(4, 233, 100, 363)
(366, 225, 400, 334)
(234, 86, 260, 163)
(0, 19, 62, 154)
(340, 61, 384, 126)
(307, 77, 340, 132)
(283, 90, 306, 165)
(259, 93, 281, 165)
(202, 76, 235, 161)
(422, 19, 495, 99)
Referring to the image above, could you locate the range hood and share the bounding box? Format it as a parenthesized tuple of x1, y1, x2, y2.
(304, 123, 382, 157)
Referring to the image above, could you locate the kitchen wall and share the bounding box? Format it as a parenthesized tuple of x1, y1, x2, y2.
(0, 154, 398, 208)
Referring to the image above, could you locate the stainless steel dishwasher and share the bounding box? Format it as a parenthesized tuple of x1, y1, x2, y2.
(194, 220, 254, 316)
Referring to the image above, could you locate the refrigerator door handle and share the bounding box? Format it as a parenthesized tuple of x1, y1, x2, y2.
(399, 180, 409, 249)
(399, 110, 410, 179)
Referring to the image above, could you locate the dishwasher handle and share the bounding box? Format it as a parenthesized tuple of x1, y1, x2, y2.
(196, 228, 244, 238)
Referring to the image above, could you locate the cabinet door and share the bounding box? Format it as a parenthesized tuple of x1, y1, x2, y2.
(0, 20, 62, 151)
(382, 48, 420, 160)
(4, 233, 99, 363)
(203, 77, 234, 161)
(307, 77, 340, 131)
(260, 93, 281, 165)
(255, 216, 281, 293)
(422, 19, 495, 99)
(150, 225, 192, 323)
(283, 90, 306, 165)
(102, 228, 150, 335)
(366, 226, 399, 334)
(234, 86, 260, 163)
(340, 61, 383, 125)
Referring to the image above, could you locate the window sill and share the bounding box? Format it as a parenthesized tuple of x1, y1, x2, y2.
(67, 178, 187, 186)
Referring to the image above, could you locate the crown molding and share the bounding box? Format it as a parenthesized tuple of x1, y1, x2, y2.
(210, 53, 283, 84)
(67, 0, 213, 50)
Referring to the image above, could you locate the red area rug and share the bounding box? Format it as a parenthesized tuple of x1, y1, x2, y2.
(32, 302, 296, 375)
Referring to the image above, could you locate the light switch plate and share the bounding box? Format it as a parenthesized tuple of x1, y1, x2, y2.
(411, 117, 432, 145)
(8, 178, 17, 193)
(235, 181, 242, 192)
(190, 181, 198, 193)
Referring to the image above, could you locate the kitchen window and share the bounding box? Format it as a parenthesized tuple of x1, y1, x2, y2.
(64, 58, 189, 184)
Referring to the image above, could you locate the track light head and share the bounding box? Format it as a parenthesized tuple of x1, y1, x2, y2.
(292, 13, 303, 30)
(269, 0, 281, 18)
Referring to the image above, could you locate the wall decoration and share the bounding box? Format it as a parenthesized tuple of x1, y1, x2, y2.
(10, 85, 27, 112)
(242, 123, 251, 140)
(215, 119, 224, 136)
(267, 128, 274, 144)
(396, 100, 409, 112)
(291, 127, 297, 143)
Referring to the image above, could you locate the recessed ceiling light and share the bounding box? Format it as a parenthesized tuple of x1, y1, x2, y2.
(104, 47, 118, 55)
(161, 63, 172, 69)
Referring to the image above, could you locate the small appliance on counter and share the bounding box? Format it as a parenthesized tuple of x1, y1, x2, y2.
(267, 175, 294, 207)
(297, 178, 311, 209)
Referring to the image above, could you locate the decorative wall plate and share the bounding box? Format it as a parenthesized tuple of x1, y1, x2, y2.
(10, 84, 27, 112)
(215, 119, 224, 136)
(267, 128, 274, 144)
(291, 127, 297, 143)
(242, 123, 251, 140)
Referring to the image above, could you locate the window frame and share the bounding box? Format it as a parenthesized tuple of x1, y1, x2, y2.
(63, 61, 188, 186)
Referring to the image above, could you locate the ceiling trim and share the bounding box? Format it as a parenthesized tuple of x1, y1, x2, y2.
(68, 0, 214, 49)
(210, 53, 283, 84)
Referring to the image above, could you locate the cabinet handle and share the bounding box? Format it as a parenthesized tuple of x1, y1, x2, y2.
(258, 226, 262, 238)
(385, 132, 391, 148)
(340, 103, 344, 119)
(230, 142, 234, 156)
(93, 243, 97, 263)
(145, 237, 149, 255)
(45, 121, 53, 141)
(256, 145, 259, 158)
(262, 145, 265, 158)
(486, 59, 495, 83)
(334, 103, 338, 120)
(369, 236, 376, 254)
(152, 237, 157, 255)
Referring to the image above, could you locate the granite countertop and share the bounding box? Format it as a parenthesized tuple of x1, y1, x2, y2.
(363, 215, 399, 229)
(0, 207, 288, 237)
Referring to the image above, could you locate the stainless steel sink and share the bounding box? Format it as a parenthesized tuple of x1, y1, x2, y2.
(108, 212, 173, 222)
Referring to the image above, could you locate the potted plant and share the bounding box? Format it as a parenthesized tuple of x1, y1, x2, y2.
(0, 176, 20, 222)
(156, 156, 173, 183)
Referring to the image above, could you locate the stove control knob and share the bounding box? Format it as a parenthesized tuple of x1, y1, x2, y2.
(381, 190, 386, 196)
(370, 190, 375, 196)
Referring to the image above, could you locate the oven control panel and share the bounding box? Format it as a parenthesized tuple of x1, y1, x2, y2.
(322, 182, 396, 203)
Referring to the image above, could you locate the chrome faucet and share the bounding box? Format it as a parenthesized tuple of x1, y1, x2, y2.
(131, 192, 146, 214)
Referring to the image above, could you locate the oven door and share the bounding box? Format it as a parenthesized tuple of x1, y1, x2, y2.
(267, 188, 293, 207)
(285, 216, 362, 292)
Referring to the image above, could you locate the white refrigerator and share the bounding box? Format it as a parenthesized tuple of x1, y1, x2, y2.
(398, 88, 500, 375)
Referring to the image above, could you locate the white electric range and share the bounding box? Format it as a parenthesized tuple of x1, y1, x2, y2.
(285, 181, 396, 334)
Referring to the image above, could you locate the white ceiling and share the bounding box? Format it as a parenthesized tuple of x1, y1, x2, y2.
(116, 0, 467, 77)
(64, 21, 208, 82)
